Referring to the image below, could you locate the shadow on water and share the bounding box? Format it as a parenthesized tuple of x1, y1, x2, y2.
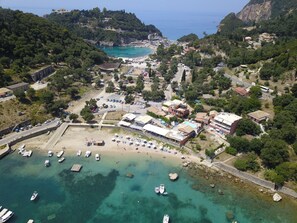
(38, 169, 119, 222)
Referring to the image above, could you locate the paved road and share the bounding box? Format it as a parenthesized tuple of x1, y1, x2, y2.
(213, 162, 297, 198)
(165, 64, 189, 100)
(223, 73, 252, 88)
(0, 119, 61, 146)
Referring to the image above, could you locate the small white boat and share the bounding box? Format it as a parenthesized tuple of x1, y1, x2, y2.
(155, 186, 160, 194)
(1, 210, 14, 222)
(18, 147, 25, 154)
(57, 150, 64, 158)
(85, 151, 91, 158)
(76, 150, 82, 156)
(48, 151, 53, 157)
(27, 220, 34, 223)
(44, 160, 50, 167)
(159, 184, 165, 194)
(58, 157, 65, 163)
(0, 209, 8, 218)
(30, 191, 38, 201)
(95, 154, 100, 161)
(163, 214, 169, 223)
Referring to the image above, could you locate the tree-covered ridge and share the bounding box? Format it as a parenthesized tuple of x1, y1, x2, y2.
(46, 8, 162, 45)
(0, 8, 107, 86)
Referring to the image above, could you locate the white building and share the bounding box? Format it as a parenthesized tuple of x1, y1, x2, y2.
(210, 113, 242, 135)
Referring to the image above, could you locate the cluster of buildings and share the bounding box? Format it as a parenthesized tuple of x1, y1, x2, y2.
(244, 32, 277, 49)
(118, 96, 270, 146)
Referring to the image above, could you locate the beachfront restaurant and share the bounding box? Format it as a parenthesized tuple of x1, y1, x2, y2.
(143, 124, 191, 146)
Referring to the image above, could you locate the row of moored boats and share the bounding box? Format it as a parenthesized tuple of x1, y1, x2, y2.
(45, 150, 100, 167)
(0, 206, 14, 223)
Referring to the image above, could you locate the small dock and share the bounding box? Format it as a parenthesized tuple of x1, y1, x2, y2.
(71, 164, 82, 172)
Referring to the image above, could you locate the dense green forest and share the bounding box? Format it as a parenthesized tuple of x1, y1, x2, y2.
(0, 8, 107, 86)
(46, 8, 162, 45)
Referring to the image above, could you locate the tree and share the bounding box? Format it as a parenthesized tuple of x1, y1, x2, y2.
(40, 91, 54, 104)
(291, 83, 297, 98)
(14, 89, 26, 102)
(26, 88, 36, 101)
(260, 139, 289, 168)
(67, 87, 79, 100)
(114, 73, 119, 82)
(234, 152, 260, 172)
(80, 107, 94, 122)
(226, 146, 237, 155)
(249, 86, 262, 98)
(236, 118, 261, 136)
(105, 81, 115, 93)
(69, 113, 79, 122)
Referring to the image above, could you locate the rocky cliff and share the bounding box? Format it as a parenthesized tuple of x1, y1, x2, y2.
(236, 0, 297, 23)
(236, 0, 272, 22)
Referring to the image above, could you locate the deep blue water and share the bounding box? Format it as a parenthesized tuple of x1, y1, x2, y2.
(138, 11, 226, 40)
(0, 151, 297, 223)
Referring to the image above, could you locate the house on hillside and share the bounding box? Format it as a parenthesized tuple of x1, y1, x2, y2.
(7, 82, 29, 93)
(247, 110, 270, 123)
(0, 88, 13, 98)
(234, 87, 248, 97)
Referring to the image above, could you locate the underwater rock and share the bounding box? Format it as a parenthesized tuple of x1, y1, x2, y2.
(126, 173, 134, 178)
(169, 173, 179, 181)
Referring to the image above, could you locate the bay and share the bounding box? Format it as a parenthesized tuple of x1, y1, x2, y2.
(100, 46, 153, 58)
(0, 152, 296, 223)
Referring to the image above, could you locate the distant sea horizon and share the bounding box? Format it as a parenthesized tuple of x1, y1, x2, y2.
(132, 10, 226, 40)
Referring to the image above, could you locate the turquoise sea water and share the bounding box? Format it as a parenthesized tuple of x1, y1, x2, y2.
(100, 46, 153, 58)
(0, 152, 297, 223)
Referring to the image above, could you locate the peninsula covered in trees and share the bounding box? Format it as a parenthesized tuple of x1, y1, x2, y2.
(46, 8, 162, 46)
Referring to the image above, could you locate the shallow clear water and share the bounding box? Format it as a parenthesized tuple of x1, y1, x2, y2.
(100, 46, 153, 58)
(0, 152, 296, 223)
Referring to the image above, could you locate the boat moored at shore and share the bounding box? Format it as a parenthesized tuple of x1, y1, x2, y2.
(58, 157, 65, 163)
(85, 151, 91, 158)
(95, 153, 100, 161)
(57, 150, 64, 158)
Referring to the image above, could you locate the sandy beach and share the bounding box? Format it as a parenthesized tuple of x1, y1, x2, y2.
(11, 126, 197, 167)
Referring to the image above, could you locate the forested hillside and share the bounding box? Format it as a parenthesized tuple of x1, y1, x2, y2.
(0, 8, 106, 86)
(46, 8, 162, 45)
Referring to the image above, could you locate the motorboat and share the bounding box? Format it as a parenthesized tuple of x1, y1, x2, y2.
(0, 209, 8, 218)
(1, 211, 13, 222)
(163, 214, 169, 223)
(30, 191, 38, 201)
(155, 186, 160, 194)
(85, 151, 91, 158)
(27, 220, 34, 223)
(57, 150, 64, 158)
(76, 150, 82, 156)
(48, 151, 53, 157)
(58, 157, 65, 163)
(44, 160, 50, 167)
(159, 184, 165, 194)
(95, 154, 100, 161)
